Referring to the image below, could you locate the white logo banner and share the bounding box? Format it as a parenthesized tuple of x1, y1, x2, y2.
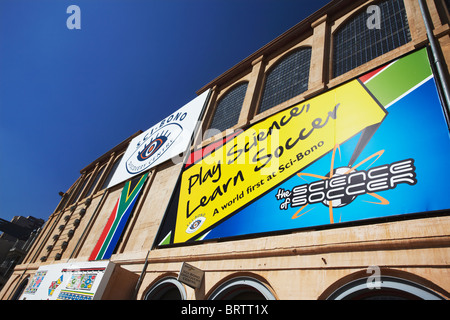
(107, 90, 210, 189)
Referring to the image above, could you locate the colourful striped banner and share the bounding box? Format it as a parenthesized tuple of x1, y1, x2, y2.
(361, 49, 433, 107)
(89, 173, 148, 261)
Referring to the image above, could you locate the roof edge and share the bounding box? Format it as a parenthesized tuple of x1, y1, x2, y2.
(80, 130, 143, 173)
(196, 0, 348, 95)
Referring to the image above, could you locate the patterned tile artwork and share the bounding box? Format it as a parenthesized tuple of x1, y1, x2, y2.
(57, 290, 94, 300)
(24, 271, 47, 294)
(20, 262, 112, 300)
(48, 275, 63, 296)
(66, 273, 97, 291)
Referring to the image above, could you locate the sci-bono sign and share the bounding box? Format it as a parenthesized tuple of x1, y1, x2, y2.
(107, 90, 210, 189)
(155, 48, 450, 246)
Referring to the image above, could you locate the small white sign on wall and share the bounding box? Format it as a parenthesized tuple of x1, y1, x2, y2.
(178, 262, 204, 289)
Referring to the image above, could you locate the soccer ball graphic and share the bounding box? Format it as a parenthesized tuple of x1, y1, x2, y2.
(322, 166, 357, 208)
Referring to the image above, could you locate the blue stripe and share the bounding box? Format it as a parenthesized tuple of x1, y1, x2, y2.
(100, 192, 141, 259)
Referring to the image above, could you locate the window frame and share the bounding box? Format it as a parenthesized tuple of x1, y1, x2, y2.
(85, 164, 106, 198)
(257, 46, 312, 114)
(208, 277, 276, 300)
(331, 0, 412, 79)
(68, 172, 92, 206)
(205, 81, 249, 140)
(100, 154, 124, 190)
(144, 277, 187, 300)
(327, 276, 445, 300)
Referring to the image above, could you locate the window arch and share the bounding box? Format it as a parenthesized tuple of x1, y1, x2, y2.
(205, 82, 248, 139)
(85, 165, 106, 197)
(208, 277, 276, 300)
(144, 277, 187, 300)
(11, 277, 29, 300)
(100, 155, 123, 190)
(333, 0, 411, 78)
(258, 47, 312, 114)
(69, 173, 92, 205)
(326, 276, 445, 300)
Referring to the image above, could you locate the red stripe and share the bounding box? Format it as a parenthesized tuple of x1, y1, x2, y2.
(359, 64, 389, 83)
(89, 198, 120, 261)
(185, 130, 243, 168)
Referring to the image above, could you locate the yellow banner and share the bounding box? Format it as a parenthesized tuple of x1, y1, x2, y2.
(175, 80, 387, 243)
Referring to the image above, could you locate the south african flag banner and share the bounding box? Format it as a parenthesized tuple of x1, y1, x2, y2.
(89, 173, 148, 261)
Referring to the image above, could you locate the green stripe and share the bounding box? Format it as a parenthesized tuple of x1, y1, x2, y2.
(97, 173, 148, 259)
(96, 194, 123, 260)
(159, 231, 172, 246)
(365, 48, 432, 107)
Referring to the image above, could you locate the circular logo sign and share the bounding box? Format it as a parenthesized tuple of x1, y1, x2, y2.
(186, 216, 206, 234)
(126, 123, 183, 174)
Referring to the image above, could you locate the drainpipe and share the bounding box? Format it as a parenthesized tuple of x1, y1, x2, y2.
(418, 0, 450, 123)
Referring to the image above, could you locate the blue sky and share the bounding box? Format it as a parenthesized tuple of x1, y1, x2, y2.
(0, 0, 330, 222)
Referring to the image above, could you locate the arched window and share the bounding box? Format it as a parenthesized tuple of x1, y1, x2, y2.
(144, 278, 186, 300)
(333, 0, 411, 77)
(11, 277, 29, 300)
(101, 155, 123, 190)
(258, 47, 312, 114)
(85, 165, 106, 197)
(205, 82, 248, 139)
(69, 173, 92, 205)
(208, 277, 276, 300)
(327, 276, 445, 300)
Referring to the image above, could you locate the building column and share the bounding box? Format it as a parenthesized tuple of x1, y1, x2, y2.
(238, 55, 265, 124)
(404, 0, 428, 45)
(194, 85, 219, 146)
(308, 15, 328, 95)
